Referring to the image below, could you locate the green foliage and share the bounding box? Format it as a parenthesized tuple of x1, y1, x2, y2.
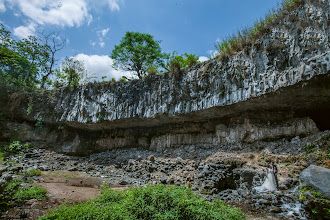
(298, 186, 330, 218)
(53, 57, 87, 88)
(215, 0, 300, 60)
(147, 66, 159, 75)
(0, 24, 66, 90)
(0, 24, 51, 91)
(57, 125, 65, 131)
(97, 114, 104, 122)
(35, 117, 43, 132)
(27, 103, 33, 115)
(41, 185, 245, 220)
(24, 169, 42, 177)
(0, 178, 23, 211)
(13, 185, 47, 202)
(166, 52, 199, 74)
(4, 141, 23, 154)
(110, 31, 167, 79)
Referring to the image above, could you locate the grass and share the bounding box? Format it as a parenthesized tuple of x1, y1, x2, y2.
(24, 168, 42, 177)
(215, 0, 301, 60)
(40, 184, 245, 220)
(13, 185, 47, 202)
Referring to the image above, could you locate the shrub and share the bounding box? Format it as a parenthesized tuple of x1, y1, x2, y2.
(40, 185, 245, 220)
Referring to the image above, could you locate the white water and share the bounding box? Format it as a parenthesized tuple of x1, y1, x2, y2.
(280, 187, 308, 219)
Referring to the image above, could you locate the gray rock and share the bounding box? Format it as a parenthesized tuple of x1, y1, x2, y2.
(299, 165, 330, 199)
(119, 180, 129, 185)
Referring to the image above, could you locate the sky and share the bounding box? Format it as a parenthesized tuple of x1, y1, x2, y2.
(0, 0, 281, 81)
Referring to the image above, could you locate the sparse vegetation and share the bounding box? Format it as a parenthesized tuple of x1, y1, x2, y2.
(35, 117, 43, 132)
(1, 178, 47, 212)
(40, 185, 245, 220)
(298, 186, 330, 218)
(215, 0, 300, 60)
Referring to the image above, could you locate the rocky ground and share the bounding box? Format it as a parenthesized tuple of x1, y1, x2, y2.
(1, 131, 329, 219)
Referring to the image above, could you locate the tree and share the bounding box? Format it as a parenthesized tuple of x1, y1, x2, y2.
(39, 31, 66, 88)
(110, 31, 166, 79)
(53, 57, 86, 88)
(0, 24, 42, 90)
(16, 36, 49, 85)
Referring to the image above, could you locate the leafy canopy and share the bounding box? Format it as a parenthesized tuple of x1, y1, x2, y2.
(0, 24, 65, 91)
(110, 31, 166, 79)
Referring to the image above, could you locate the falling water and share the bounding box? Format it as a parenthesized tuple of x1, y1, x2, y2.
(279, 186, 308, 220)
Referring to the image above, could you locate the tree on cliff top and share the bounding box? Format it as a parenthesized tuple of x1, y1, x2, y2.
(110, 31, 166, 79)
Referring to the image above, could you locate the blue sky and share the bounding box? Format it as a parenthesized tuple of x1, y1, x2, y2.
(0, 0, 281, 80)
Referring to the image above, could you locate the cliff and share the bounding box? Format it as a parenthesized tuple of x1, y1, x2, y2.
(1, 0, 329, 155)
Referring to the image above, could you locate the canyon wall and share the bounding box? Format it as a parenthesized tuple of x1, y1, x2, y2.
(1, 0, 329, 155)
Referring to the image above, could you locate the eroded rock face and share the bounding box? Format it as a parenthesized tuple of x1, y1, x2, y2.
(1, 0, 329, 154)
(6, 0, 329, 125)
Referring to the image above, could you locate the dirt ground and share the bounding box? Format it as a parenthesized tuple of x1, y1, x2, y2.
(37, 171, 103, 203)
(3, 171, 128, 220)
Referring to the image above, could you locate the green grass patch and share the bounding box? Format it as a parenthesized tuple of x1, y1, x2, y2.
(40, 185, 245, 220)
(13, 186, 47, 202)
(24, 169, 42, 177)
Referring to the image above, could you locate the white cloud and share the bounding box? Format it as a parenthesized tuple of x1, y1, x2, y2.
(13, 22, 36, 39)
(74, 53, 134, 81)
(106, 0, 121, 11)
(0, 1, 6, 12)
(9, 0, 90, 27)
(99, 42, 105, 48)
(99, 28, 109, 37)
(96, 28, 110, 48)
(198, 56, 209, 63)
(87, 14, 93, 25)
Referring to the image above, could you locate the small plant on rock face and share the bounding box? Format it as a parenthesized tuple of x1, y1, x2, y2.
(35, 117, 43, 132)
(57, 125, 65, 131)
(97, 114, 104, 122)
(26, 103, 33, 115)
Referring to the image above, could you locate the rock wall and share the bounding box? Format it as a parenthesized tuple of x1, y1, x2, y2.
(1, 0, 329, 155)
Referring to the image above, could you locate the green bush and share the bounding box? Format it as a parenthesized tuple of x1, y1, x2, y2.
(40, 185, 245, 220)
(13, 185, 47, 202)
(24, 169, 42, 177)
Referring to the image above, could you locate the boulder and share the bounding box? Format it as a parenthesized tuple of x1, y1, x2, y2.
(299, 165, 330, 199)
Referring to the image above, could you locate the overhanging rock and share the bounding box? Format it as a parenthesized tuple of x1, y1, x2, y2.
(1, 0, 329, 155)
